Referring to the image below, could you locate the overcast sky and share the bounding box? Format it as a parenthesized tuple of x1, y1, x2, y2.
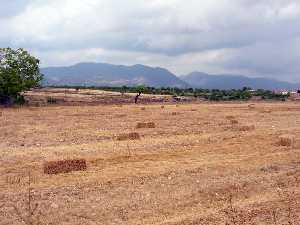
(1, 0, 300, 82)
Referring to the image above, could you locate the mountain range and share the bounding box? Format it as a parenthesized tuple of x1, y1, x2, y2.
(181, 72, 299, 90)
(42, 62, 188, 88)
(41, 62, 299, 90)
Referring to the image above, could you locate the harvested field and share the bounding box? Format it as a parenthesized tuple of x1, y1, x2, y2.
(1, 101, 300, 225)
(23, 88, 194, 106)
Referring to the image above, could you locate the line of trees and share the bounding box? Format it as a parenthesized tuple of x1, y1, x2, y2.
(49, 85, 291, 101)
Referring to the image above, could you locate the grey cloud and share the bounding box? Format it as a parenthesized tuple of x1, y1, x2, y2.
(0, 0, 30, 18)
(217, 38, 300, 81)
(1, 0, 300, 82)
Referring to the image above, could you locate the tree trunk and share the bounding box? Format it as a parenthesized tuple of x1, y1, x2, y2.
(135, 92, 142, 104)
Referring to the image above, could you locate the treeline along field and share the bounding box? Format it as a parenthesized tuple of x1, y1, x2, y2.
(47, 85, 292, 101)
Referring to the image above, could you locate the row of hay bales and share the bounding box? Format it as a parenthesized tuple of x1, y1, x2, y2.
(224, 116, 256, 132)
(43, 107, 297, 176)
(225, 115, 297, 147)
(115, 122, 156, 141)
(43, 114, 257, 175)
(43, 104, 186, 175)
(44, 121, 157, 175)
(43, 135, 297, 175)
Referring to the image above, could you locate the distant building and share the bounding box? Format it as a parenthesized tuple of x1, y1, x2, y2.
(280, 91, 290, 95)
(289, 91, 300, 101)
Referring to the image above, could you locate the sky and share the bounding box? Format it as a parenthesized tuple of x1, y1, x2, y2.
(1, 0, 300, 82)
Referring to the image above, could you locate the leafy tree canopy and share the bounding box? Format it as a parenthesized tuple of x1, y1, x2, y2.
(0, 48, 43, 105)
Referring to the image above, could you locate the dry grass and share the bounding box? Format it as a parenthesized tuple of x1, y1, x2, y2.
(1, 100, 300, 225)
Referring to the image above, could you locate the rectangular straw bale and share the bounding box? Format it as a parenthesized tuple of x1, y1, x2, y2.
(44, 159, 87, 175)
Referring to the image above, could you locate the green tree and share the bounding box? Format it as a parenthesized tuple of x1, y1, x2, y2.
(0, 48, 43, 105)
(134, 84, 146, 93)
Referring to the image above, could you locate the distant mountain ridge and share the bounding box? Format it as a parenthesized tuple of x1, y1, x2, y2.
(42, 62, 188, 88)
(182, 72, 299, 90)
(41, 62, 299, 90)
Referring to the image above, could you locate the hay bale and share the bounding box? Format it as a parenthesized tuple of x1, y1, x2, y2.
(136, 122, 156, 129)
(230, 119, 239, 125)
(44, 159, 87, 175)
(116, 132, 140, 141)
(278, 135, 295, 147)
(238, 125, 255, 131)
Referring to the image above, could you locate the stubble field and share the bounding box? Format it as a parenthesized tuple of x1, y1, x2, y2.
(1, 101, 300, 225)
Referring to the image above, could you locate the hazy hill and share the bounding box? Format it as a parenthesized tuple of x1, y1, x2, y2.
(42, 62, 188, 88)
(42, 62, 299, 90)
(182, 72, 299, 90)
